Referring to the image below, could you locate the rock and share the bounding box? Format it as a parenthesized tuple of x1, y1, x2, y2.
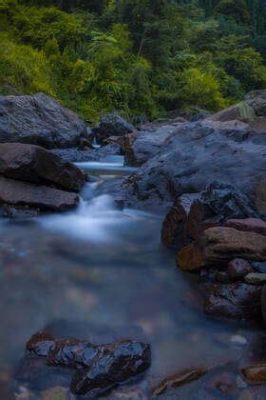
(177, 243, 205, 271)
(204, 283, 262, 320)
(256, 180, 266, 214)
(41, 386, 70, 400)
(0, 177, 79, 212)
(241, 364, 266, 384)
(94, 113, 135, 144)
(225, 218, 266, 236)
(24, 332, 151, 398)
(187, 183, 258, 241)
(207, 104, 251, 123)
(71, 340, 151, 396)
(202, 227, 266, 264)
(245, 90, 266, 117)
(227, 259, 254, 281)
(152, 368, 207, 396)
(122, 108, 266, 210)
(0, 143, 85, 192)
(0, 93, 89, 148)
(51, 143, 122, 163)
(261, 285, 266, 325)
(245, 273, 266, 285)
(0, 205, 39, 218)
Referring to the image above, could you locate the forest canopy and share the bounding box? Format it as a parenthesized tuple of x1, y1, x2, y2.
(0, 0, 266, 121)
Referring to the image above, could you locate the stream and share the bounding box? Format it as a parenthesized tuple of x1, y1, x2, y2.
(0, 158, 262, 399)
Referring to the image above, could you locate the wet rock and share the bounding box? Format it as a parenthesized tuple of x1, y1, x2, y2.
(0, 177, 79, 212)
(0, 205, 39, 218)
(244, 273, 266, 285)
(241, 364, 266, 384)
(152, 368, 207, 396)
(26, 332, 55, 358)
(202, 227, 266, 264)
(71, 340, 151, 396)
(24, 332, 151, 398)
(51, 143, 122, 163)
(187, 183, 259, 241)
(227, 259, 254, 281)
(0, 143, 85, 192)
(204, 283, 262, 321)
(94, 113, 135, 144)
(225, 218, 266, 236)
(0, 93, 89, 149)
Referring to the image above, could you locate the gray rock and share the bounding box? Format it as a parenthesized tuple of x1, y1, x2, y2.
(94, 112, 134, 143)
(245, 273, 266, 285)
(0, 93, 89, 148)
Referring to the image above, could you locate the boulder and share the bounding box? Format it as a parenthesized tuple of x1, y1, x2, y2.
(245, 90, 266, 117)
(227, 259, 254, 281)
(204, 283, 262, 321)
(187, 183, 258, 241)
(245, 273, 266, 285)
(0, 143, 85, 192)
(225, 218, 266, 236)
(122, 116, 266, 210)
(241, 364, 266, 384)
(201, 227, 266, 265)
(25, 332, 151, 398)
(94, 113, 135, 144)
(0, 177, 79, 212)
(0, 93, 89, 148)
(256, 180, 266, 214)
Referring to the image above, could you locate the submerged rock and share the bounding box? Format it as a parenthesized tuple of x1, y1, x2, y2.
(204, 283, 262, 321)
(0, 143, 85, 192)
(0, 93, 89, 149)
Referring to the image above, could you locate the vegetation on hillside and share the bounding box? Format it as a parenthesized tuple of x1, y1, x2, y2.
(0, 0, 266, 121)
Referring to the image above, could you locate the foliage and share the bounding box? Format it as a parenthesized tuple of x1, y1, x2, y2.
(0, 0, 265, 121)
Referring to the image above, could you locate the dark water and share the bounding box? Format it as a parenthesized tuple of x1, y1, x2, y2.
(0, 159, 263, 399)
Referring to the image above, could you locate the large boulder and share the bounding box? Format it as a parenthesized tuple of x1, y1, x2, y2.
(93, 112, 135, 144)
(0, 143, 85, 192)
(0, 177, 79, 212)
(0, 93, 90, 149)
(121, 116, 266, 209)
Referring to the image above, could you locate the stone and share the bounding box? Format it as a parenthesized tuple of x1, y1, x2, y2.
(241, 364, 266, 384)
(0, 143, 85, 192)
(244, 273, 266, 285)
(201, 227, 266, 265)
(245, 90, 266, 117)
(227, 259, 254, 281)
(204, 283, 262, 321)
(0, 177, 79, 212)
(152, 368, 207, 396)
(41, 386, 69, 400)
(71, 340, 151, 396)
(94, 113, 135, 144)
(177, 243, 205, 271)
(187, 183, 259, 241)
(225, 218, 266, 236)
(0, 93, 89, 148)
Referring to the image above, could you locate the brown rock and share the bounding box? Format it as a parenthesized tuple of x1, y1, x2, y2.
(0, 143, 85, 192)
(0, 177, 79, 212)
(241, 364, 266, 384)
(152, 368, 207, 396)
(227, 259, 254, 281)
(225, 218, 266, 236)
(204, 283, 262, 321)
(202, 227, 266, 265)
(161, 195, 196, 249)
(177, 242, 205, 271)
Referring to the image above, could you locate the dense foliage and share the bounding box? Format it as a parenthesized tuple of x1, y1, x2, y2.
(0, 0, 266, 121)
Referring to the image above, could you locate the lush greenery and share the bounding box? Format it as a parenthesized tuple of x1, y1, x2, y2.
(0, 0, 266, 121)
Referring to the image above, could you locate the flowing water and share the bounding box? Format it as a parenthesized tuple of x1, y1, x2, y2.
(0, 158, 262, 399)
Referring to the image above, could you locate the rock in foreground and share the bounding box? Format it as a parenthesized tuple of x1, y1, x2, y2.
(0, 93, 89, 148)
(25, 332, 151, 397)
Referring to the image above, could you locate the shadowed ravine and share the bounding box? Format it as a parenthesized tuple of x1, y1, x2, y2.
(0, 158, 264, 399)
